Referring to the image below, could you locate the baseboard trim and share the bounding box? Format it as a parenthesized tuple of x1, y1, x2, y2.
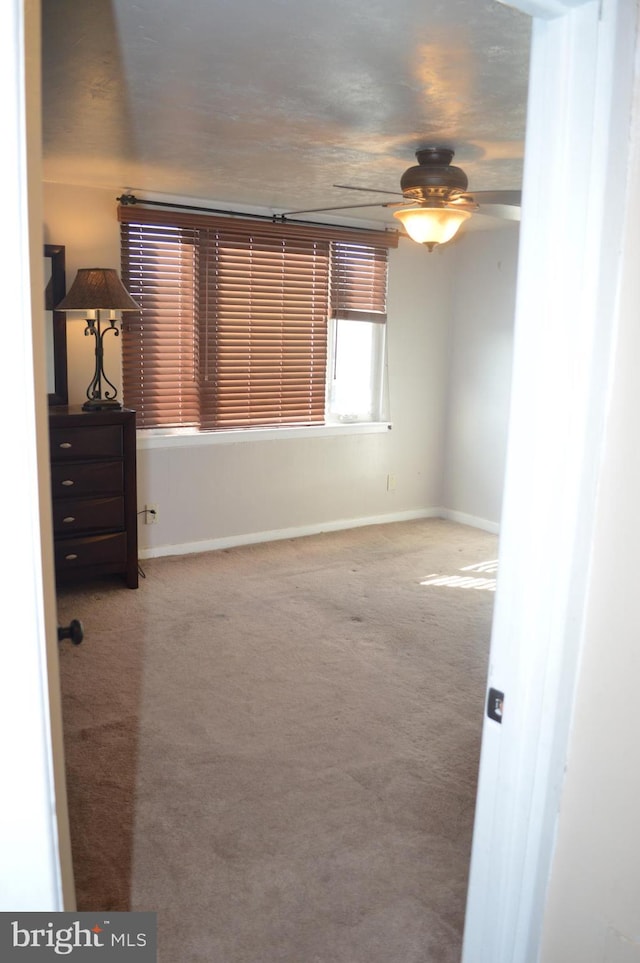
(140, 507, 500, 560)
(139, 508, 442, 560)
(440, 508, 500, 535)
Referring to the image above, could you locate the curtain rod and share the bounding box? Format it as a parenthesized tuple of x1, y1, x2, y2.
(116, 193, 399, 237)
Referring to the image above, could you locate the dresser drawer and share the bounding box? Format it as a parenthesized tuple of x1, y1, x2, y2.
(52, 496, 124, 535)
(51, 460, 123, 498)
(50, 424, 123, 461)
(54, 532, 127, 572)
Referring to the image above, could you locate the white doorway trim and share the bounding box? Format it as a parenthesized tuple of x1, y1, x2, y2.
(0, 0, 74, 910)
(463, 1, 638, 960)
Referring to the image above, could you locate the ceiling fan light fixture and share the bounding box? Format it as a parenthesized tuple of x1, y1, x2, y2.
(393, 206, 471, 251)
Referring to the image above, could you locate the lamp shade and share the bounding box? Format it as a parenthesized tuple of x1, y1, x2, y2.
(393, 206, 471, 249)
(56, 268, 139, 311)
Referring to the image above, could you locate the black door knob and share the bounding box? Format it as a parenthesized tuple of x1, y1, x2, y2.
(57, 619, 84, 645)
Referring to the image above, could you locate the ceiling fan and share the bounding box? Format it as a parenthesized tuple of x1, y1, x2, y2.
(281, 147, 522, 251)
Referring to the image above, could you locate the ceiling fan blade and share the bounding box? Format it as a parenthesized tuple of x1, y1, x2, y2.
(469, 189, 522, 207)
(475, 203, 521, 222)
(333, 184, 405, 197)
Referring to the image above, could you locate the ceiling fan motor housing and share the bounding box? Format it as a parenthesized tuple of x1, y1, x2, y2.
(400, 147, 469, 203)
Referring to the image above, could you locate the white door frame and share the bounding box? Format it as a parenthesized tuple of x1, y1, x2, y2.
(0, 0, 74, 910)
(463, 1, 638, 959)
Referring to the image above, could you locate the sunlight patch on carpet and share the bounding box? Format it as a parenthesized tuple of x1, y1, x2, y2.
(421, 559, 498, 592)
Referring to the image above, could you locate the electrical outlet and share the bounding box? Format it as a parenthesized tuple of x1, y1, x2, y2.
(387, 473, 397, 492)
(145, 503, 159, 525)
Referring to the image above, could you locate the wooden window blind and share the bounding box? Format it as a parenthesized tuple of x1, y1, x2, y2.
(331, 241, 389, 323)
(120, 222, 200, 428)
(119, 205, 397, 430)
(199, 228, 330, 429)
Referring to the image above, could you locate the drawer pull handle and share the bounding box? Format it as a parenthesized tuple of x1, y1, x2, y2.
(62, 516, 76, 524)
(64, 553, 79, 561)
(59, 442, 72, 449)
(61, 479, 74, 487)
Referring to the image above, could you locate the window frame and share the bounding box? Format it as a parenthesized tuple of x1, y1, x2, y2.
(325, 315, 388, 425)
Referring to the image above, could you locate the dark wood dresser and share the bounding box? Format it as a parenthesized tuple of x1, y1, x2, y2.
(48, 406, 138, 589)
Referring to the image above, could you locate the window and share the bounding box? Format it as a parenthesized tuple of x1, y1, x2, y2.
(328, 241, 389, 424)
(119, 206, 397, 431)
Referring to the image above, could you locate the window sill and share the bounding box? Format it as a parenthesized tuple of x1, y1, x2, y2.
(136, 421, 393, 449)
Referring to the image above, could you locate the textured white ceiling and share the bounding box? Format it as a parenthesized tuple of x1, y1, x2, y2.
(41, 0, 531, 228)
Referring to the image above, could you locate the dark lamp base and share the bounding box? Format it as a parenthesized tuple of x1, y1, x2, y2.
(82, 398, 123, 411)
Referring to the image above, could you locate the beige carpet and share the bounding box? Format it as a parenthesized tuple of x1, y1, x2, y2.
(56, 518, 497, 963)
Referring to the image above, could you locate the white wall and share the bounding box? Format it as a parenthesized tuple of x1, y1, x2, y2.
(43, 183, 455, 554)
(443, 225, 519, 530)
